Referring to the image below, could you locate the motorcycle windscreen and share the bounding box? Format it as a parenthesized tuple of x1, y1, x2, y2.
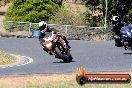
(120, 26, 132, 38)
(45, 32, 52, 38)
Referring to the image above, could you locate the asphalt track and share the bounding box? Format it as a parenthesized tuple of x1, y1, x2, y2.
(0, 37, 132, 75)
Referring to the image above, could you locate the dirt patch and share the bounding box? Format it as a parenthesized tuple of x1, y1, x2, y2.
(1, 31, 32, 36)
(0, 4, 9, 33)
(0, 74, 75, 88)
(63, 2, 86, 13)
(0, 4, 9, 21)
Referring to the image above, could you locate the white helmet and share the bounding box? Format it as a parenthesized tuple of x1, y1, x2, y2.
(39, 21, 47, 31)
(112, 16, 119, 21)
(112, 16, 121, 26)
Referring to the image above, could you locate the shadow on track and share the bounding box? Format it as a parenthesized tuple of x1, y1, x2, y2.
(123, 52, 132, 54)
(53, 60, 76, 63)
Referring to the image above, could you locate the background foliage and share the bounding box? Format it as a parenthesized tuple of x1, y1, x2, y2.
(3, 0, 132, 26)
(0, 0, 10, 6)
(82, 0, 132, 26)
(5, 0, 62, 23)
(49, 6, 86, 25)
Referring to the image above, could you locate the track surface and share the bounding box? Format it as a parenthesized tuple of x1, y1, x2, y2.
(0, 37, 132, 75)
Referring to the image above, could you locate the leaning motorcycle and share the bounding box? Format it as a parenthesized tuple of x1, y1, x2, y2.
(119, 25, 132, 50)
(43, 33, 73, 63)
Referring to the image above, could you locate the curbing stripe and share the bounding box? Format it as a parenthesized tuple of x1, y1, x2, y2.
(20, 55, 33, 66)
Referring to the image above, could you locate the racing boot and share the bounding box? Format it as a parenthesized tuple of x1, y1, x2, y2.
(55, 54, 60, 58)
(67, 44, 71, 49)
(64, 37, 71, 49)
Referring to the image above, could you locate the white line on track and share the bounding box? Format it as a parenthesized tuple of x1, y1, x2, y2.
(0, 54, 33, 68)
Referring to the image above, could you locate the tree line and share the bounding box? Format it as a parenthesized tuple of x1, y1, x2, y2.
(5, 0, 132, 26)
(82, 0, 132, 26)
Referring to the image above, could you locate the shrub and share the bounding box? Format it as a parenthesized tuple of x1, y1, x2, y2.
(5, 0, 62, 23)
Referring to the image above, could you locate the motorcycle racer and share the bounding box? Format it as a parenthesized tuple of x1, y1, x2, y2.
(111, 12, 124, 47)
(38, 21, 70, 54)
(112, 15, 124, 37)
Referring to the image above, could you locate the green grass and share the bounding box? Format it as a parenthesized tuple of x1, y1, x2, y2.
(0, 51, 16, 65)
(26, 80, 132, 88)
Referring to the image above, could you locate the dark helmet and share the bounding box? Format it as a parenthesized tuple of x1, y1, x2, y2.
(39, 21, 47, 31)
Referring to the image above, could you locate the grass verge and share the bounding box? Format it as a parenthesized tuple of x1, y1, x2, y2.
(0, 51, 16, 65)
(26, 80, 132, 88)
(0, 73, 131, 88)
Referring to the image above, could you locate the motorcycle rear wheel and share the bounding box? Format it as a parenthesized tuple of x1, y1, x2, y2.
(68, 55, 73, 62)
(55, 46, 70, 63)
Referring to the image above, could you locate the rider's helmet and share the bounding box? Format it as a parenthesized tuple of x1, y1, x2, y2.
(39, 21, 47, 31)
(112, 16, 121, 26)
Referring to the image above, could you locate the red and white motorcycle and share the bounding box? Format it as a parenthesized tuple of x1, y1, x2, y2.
(43, 33, 73, 63)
